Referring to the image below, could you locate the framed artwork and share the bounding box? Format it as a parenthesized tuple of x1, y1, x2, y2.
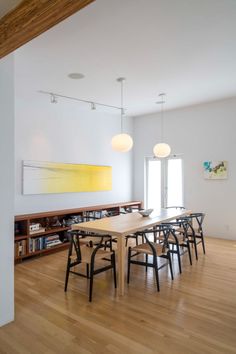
(23, 160, 112, 195)
(203, 161, 228, 180)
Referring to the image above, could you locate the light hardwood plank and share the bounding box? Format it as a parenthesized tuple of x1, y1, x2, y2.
(0, 237, 236, 354)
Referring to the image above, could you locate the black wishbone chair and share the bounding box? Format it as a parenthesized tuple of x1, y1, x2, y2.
(190, 213, 206, 254)
(127, 225, 174, 292)
(64, 231, 116, 301)
(177, 215, 204, 260)
(161, 220, 192, 273)
(178, 213, 206, 259)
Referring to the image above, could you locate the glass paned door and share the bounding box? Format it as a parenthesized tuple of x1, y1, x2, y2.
(145, 157, 183, 209)
(146, 159, 162, 209)
(166, 158, 183, 207)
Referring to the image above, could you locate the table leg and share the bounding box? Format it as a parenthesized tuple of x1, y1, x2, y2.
(117, 236, 125, 296)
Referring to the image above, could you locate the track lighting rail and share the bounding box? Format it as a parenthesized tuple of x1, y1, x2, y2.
(38, 90, 122, 112)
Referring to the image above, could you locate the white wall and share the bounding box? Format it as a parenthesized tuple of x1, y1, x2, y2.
(133, 97, 236, 240)
(14, 87, 133, 214)
(0, 54, 14, 326)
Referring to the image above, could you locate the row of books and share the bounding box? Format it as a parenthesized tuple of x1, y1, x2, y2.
(45, 234, 62, 249)
(28, 234, 62, 253)
(15, 240, 27, 257)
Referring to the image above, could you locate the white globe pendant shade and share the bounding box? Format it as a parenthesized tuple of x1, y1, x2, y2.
(153, 143, 171, 158)
(111, 133, 133, 152)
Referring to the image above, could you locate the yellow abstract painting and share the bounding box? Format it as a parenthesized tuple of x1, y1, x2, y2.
(23, 160, 112, 194)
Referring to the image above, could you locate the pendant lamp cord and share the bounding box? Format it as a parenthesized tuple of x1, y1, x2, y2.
(120, 79, 124, 133)
(160, 93, 165, 142)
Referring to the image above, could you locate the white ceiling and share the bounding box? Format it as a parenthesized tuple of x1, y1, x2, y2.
(0, 0, 22, 17)
(15, 0, 236, 116)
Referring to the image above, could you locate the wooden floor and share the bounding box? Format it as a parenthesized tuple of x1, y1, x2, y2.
(0, 237, 236, 354)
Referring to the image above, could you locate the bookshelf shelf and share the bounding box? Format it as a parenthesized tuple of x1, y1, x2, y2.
(14, 201, 142, 262)
(28, 242, 69, 256)
(29, 226, 70, 237)
(15, 235, 28, 241)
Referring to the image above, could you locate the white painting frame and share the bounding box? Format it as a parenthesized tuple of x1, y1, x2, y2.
(203, 161, 228, 180)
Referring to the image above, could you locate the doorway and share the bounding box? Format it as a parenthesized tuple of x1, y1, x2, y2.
(145, 156, 184, 209)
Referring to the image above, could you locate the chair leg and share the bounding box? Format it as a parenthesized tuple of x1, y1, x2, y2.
(86, 263, 90, 278)
(89, 262, 94, 302)
(112, 252, 117, 288)
(127, 247, 131, 283)
(201, 234, 206, 254)
(125, 237, 128, 247)
(171, 243, 174, 258)
(176, 243, 182, 274)
(193, 237, 198, 260)
(168, 252, 174, 280)
(64, 259, 71, 292)
(187, 241, 192, 265)
(64, 240, 73, 291)
(145, 254, 148, 272)
(153, 258, 160, 292)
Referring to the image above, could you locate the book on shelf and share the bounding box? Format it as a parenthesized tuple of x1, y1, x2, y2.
(29, 236, 46, 253)
(29, 227, 46, 235)
(45, 234, 62, 248)
(46, 239, 62, 248)
(15, 240, 27, 257)
(28, 234, 63, 253)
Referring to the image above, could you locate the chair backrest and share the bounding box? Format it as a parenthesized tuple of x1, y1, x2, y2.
(190, 213, 205, 232)
(142, 225, 171, 254)
(175, 216, 196, 236)
(67, 231, 111, 261)
(161, 220, 187, 241)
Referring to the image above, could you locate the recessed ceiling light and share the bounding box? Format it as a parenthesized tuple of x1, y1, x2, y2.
(68, 73, 85, 79)
(156, 93, 166, 104)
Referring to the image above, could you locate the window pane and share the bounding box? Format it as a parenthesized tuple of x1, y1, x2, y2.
(167, 159, 183, 207)
(147, 160, 161, 209)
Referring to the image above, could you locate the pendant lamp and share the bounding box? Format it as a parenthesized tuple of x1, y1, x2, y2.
(153, 93, 171, 158)
(111, 78, 133, 152)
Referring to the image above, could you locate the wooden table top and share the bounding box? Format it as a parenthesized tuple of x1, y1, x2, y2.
(72, 208, 190, 237)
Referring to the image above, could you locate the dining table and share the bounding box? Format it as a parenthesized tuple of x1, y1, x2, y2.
(72, 208, 190, 296)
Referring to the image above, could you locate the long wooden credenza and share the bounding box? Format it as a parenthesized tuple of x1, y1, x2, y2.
(14, 201, 142, 261)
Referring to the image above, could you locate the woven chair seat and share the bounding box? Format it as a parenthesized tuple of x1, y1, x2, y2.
(176, 226, 201, 234)
(176, 228, 202, 239)
(169, 232, 187, 241)
(154, 231, 184, 243)
(132, 242, 165, 256)
(79, 235, 111, 245)
(70, 247, 113, 264)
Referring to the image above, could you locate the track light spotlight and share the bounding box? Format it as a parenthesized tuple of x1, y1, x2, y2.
(50, 94, 58, 104)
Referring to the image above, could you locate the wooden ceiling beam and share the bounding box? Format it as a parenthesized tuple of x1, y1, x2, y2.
(0, 0, 95, 59)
